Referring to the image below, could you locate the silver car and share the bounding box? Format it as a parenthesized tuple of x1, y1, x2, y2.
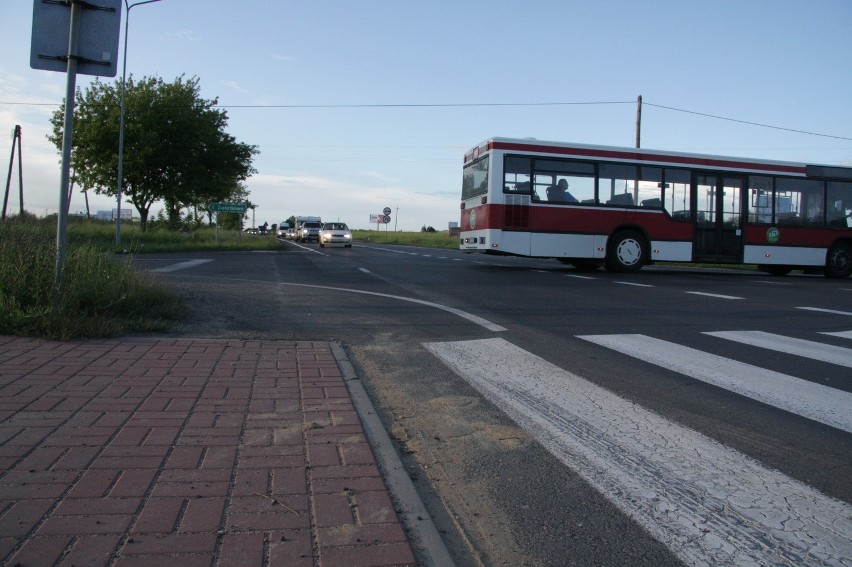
(319, 222, 352, 248)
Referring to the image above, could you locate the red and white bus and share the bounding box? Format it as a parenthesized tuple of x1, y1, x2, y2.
(459, 137, 852, 278)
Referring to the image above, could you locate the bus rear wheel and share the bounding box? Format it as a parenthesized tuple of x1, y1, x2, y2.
(825, 242, 852, 279)
(606, 230, 647, 273)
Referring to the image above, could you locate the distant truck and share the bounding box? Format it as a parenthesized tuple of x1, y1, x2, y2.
(277, 222, 290, 237)
(294, 216, 322, 242)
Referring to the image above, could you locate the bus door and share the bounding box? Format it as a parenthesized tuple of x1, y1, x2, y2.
(693, 174, 745, 262)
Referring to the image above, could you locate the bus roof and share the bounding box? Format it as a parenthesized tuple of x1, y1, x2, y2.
(465, 137, 852, 179)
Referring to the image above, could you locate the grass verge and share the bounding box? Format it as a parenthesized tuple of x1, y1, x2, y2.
(1, 216, 185, 339)
(352, 229, 459, 250)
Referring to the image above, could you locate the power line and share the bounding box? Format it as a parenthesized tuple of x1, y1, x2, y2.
(213, 101, 635, 109)
(2, 98, 850, 141)
(644, 102, 852, 142)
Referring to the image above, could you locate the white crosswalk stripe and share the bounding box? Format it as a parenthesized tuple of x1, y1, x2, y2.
(577, 333, 852, 433)
(424, 337, 852, 567)
(704, 330, 852, 368)
(822, 330, 852, 340)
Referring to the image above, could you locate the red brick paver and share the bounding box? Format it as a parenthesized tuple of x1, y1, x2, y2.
(0, 336, 416, 566)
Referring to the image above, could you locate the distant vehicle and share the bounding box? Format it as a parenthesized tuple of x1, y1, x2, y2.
(277, 222, 290, 237)
(319, 222, 353, 248)
(294, 216, 322, 242)
(244, 227, 258, 235)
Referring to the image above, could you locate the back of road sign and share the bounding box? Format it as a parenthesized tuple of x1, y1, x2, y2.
(30, 0, 122, 77)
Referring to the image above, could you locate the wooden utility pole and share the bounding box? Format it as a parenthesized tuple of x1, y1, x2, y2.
(2, 125, 23, 219)
(635, 95, 642, 149)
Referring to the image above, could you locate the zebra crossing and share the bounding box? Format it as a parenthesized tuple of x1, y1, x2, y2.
(423, 328, 852, 567)
(578, 331, 852, 433)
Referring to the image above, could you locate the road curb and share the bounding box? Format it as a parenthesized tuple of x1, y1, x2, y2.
(330, 342, 456, 567)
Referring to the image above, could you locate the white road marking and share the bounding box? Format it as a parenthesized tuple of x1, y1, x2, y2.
(280, 283, 506, 332)
(614, 281, 654, 287)
(150, 259, 212, 273)
(821, 330, 852, 340)
(705, 330, 852, 368)
(565, 274, 596, 280)
(579, 333, 852, 433)
(424, 337, 852, 566)
(360, 245, 419, 255)
(797, 306, 852, 317)
(685, 291, 744, 299)
(286, 240, 325, 254)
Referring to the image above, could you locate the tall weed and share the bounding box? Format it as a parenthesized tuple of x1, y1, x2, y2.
(0, 216, 184, 339)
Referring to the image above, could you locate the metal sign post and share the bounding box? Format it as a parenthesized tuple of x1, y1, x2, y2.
(30, 0, 121, 294)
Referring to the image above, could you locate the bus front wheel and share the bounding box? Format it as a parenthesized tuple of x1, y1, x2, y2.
(606, 230, 647, 273)
(825, 242, 852, 279)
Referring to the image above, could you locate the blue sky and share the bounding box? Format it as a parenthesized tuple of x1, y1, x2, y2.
(2, 0, 851, 230)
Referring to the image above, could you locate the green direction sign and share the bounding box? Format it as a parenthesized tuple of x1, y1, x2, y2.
(209, 202, 247, 214)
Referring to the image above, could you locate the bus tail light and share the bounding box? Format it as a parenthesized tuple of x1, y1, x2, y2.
(481, 196, 488, 204)
(460, 202, 466, 210)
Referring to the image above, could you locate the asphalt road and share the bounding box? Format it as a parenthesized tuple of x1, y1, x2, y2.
(138, 239, 852, 566)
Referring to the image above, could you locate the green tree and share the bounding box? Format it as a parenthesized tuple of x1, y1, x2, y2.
(49, 75, 258, 231)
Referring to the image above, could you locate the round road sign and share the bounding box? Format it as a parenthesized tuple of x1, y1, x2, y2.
(383, 207, 392, 215)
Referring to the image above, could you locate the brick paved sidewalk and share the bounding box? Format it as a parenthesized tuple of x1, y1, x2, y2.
(0, 336, 417, 566)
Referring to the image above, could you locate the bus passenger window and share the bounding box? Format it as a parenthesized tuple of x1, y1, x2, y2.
(827, 181, 852, 227)
(638, 167, 663, 207)
(775, 178, 823, 226)
(531, 159, 595, 203)
(748, 177, 773, 224)
(600, 164, 638, 206)
(664, 169, 691, 220)
(503, 156, 531, 194)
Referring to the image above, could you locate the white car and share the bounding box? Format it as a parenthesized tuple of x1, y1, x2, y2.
(319, 222, 352, 248)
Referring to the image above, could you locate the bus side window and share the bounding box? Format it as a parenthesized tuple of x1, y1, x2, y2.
(638, 167, 663, 207)
(828, 181, 852, 227)
(748, 176, 773, 224)
(531, 159, 595, 203)
(503, 156, 531, 194)
(600, 163, 637, 206)
(775, 178, 823, 226)
(663, 169, 691, 220)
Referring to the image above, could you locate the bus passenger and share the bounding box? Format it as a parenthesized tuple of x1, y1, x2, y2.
(557, 179, 578, 203)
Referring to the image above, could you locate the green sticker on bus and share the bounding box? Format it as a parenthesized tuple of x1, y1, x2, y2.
(766, 227, 781, 243)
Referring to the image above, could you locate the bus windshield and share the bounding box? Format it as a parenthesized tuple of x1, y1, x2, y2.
(462, 155, 489, 200)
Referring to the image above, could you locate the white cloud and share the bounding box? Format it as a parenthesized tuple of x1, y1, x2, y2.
(251, 95, 282, 106)
(222, 80, 249, 94)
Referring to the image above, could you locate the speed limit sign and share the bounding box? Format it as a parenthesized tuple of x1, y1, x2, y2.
(383, 207, 392, 215)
